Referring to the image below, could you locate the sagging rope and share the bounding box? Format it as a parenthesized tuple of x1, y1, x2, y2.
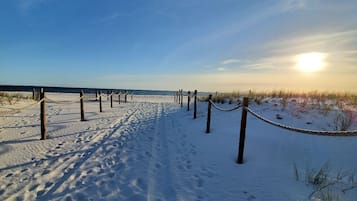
(209, 100, 242, 112)
(45, 94, 97, 104)
(245, 107, 357, 136)
(0, 98, 45, 115)
(45, 97, 81, 104)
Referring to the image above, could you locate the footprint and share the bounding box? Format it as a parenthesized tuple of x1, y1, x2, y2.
(21, 168, 28, 173)
(242, 191, 256, 201)
(42, 169, 51, 176)
(37, 190, 46, 197)
(29, 184, 40, 192)
(194, 175, 204, 188)
(155, 163, 161, 169)
(45, 182, 54, 188)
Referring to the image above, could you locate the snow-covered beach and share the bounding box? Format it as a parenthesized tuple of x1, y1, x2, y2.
(1, 92, 357, 201)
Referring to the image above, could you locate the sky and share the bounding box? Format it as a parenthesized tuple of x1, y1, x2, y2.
(1, 0, 357, 92)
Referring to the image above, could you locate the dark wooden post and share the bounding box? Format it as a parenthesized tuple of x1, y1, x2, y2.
(178, 91, 180, 104)
(80, 90, 85, 121)
(110, 92, 113, 108)
(118, 93, 121, 104)
(237, 97, 249, 164)
(99, 91, 103, 112)
(32, 88, 35, 100)
(206, 94, 212, 134)
(194, 90, 197, 119)
(187, 91, 191, 111)
(40, 88, 46, 140)
(180, 89, 183, 108)
(96, 91, 98, 101)
(124, 92, 127, 103)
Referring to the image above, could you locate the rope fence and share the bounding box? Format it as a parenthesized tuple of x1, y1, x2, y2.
(194, 95, 357, 165)
(245, 107, 357, 136)
(4, 89, 356, 165)
(209, 100, 242, 112)
(1, 88, 134, 140)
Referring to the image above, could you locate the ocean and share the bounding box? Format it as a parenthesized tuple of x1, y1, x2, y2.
(0, 85, 208, 96)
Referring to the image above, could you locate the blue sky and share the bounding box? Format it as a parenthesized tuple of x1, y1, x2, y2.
(1, 0, 357, 92)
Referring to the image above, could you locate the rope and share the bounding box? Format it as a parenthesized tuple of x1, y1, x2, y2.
(245, 107, 357, 136)
(0, 98, 44, 115)
(45, 97, 80, 104)
(209, 100, 242, 112)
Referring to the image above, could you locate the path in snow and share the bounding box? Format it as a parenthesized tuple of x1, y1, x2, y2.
(0, 97, 208, 201)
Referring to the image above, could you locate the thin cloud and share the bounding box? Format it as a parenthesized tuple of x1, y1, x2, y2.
(222, 59, 240, 65)
(280, 0, 306, 11)
(217, 67, 225, 71)
(259, 29, 357, 73)
(95, 12, 131, 24)
(264, 29, 357, 54)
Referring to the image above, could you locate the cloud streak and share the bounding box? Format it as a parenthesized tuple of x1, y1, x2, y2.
(100, 71, 357, 93)
(221, 59, 240, 65)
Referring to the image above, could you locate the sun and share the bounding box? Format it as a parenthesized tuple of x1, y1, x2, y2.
(296, 52, 326, 72)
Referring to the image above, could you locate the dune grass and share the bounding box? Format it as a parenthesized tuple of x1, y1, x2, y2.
(0, 92, 32, 105)
(199, 90, 357, 107)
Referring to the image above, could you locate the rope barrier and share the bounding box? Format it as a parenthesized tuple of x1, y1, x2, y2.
(209, 100, 242, 112)
(45, 97, 80, 104)
(0, 98, 44, 115)
(245, 107, 357, 136)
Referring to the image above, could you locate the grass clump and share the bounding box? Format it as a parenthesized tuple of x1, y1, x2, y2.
(333, 110, 353, 131)
(0, 92, 32, 105)
(293, 162, 357, 201)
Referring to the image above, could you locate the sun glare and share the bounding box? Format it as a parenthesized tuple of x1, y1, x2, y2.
(296, 52, 326, 72)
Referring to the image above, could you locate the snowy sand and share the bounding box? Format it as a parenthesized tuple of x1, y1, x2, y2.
(1, 93, 357, 201)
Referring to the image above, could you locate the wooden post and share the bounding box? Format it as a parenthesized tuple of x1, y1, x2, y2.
(32, 88, 35, 100)
(96, 91, 98, 101)
(178, 91, 180, 104)
(194, 90, 197, 119)
(110, 91, 113, 108)
(118, 93, 121, 104)
(99, 91, 103, 112)
(187, 91, 191, 111)
(237, 97, 249, 164)
(180, 89, 183, 108)
(40, 88, 46, 140)
(206, 94, 212, 134)
(80, 90, 85, 121)
(125, 92, 127, 103)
